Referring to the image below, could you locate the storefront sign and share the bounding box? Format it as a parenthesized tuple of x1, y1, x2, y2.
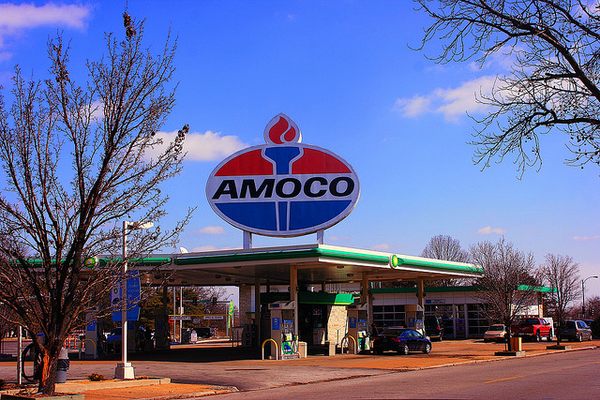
(206, 114, 360, 237)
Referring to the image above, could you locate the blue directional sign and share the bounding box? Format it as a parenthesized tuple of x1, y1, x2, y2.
(111, 271, 141, 322)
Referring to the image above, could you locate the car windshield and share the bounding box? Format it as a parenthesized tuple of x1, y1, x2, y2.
(487, 325, 504, 331)
(381, 328, 408, 336)
(520, 318, 539, 325)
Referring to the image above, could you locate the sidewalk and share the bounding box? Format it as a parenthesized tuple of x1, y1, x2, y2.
(62, 379, 237, 400)
(3, 378, 237, 400)
(267, 338, 599, 370)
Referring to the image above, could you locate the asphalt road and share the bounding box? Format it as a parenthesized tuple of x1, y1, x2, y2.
(210, 348, 600, 400)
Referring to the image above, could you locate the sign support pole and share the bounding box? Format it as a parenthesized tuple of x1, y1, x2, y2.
(290, 265, 299, 342)
(16, 325, 22, 385)
(243, 231, 253, 249)
(317, 230, 324, 244)
(115, 220, 135, 380)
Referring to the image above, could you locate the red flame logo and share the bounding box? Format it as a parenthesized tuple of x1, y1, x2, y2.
(264, 114, 302, 145)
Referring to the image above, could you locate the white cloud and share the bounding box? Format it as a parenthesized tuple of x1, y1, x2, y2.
(0, 3, 91, 60)
(198, 226, 225, 235)
(393, 95, 432, 117)
(477, 226, 506, 235)
(148, 130, 247, 162)
(573, 235, 600, 241)
(394, 75, 498, 122)
(372, 243, 391, 251)
(0, 4, 91, 30)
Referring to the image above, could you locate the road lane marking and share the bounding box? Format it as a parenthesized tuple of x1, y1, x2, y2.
(485, 376, 521, 384)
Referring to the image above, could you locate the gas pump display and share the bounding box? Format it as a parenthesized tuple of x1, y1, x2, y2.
(405, 304, 425, 335)
(347, 304, 369, 353)
(281, 319, 296, 355)
(268, 301, 299, 359)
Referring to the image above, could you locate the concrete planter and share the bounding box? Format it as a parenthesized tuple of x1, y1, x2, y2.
(546, 345, 571, 350)
(494, 350, 526, 357)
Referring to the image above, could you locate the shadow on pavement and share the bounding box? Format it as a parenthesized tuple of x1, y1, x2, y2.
(101, 345, 262, 363)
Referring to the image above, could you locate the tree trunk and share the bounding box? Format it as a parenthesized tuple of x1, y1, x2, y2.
(38, 347, 59, 394)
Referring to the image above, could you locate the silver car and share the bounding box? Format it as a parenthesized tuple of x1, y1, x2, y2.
(483, 324, 508, 342)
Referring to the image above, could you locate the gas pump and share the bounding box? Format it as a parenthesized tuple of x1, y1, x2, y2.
(347, 304, 369, 353)
(268, 301, 299, 359)
(405, 304, 424, 335)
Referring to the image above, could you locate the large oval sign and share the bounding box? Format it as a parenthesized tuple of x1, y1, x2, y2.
(205, 114, 360, 237)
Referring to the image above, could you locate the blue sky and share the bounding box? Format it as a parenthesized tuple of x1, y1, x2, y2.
(1, 1, 599, 298)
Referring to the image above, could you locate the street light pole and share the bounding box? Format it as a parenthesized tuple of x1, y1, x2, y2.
(115, 220, 153, 380)
(581, 275, 599, 318)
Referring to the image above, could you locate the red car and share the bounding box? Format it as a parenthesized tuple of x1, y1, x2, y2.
(511, 317, 552, 341)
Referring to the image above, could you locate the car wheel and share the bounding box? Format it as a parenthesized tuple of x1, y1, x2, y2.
(398, 344, 409, 355)
(422, 343, 431, 354)
(536, 331, 541, 342)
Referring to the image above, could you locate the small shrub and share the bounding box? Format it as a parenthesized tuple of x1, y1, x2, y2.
(88, 373, 105, 381)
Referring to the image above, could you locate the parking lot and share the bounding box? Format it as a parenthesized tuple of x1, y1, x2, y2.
(0, 338, 597, 399)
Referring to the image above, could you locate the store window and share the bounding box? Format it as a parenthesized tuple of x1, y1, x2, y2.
(373, 305, 405, 328)
(467, 303, 490, 337)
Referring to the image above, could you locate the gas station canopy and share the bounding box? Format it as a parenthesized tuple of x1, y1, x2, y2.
(139, 244, 483, 286)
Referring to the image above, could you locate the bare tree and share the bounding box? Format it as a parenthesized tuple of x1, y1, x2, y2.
(417, 0, 600, 173)
(0, 14, 191, 394)
(586, 295, 600, 319)
(421, 235, 470, 286)
(470, 238, 539, 350)
(542, 254, 579, 345)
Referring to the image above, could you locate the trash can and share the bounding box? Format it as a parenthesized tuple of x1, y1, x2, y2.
(510, 337, 522, 352)
(56, 347, 70, 383)
(297, 341, 307, 358)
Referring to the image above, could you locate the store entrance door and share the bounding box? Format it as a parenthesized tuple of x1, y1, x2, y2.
(298, 304, 327, 348)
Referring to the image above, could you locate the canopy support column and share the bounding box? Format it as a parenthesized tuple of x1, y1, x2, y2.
(290, 265, 298, 339)
(361, 274, 372, 326)
(417, 278, 425, 309)
(254, 278, 261, 347)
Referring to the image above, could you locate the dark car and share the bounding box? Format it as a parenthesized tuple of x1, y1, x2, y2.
(195, 327, 212, 339)
(424, 316, 444, 341)
(106, 328, 122, 352)
(559, 320, 593, 342)
(372, 327, 432, 355)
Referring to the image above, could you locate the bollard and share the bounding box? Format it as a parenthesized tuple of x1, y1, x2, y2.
(56, 347, 70, 383)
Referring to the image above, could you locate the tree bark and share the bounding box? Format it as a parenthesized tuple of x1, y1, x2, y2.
(39, 347, 59, 394)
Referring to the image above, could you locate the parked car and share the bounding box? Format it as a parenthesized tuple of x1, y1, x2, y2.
(424, 316, 444, 341)
(559, 320, 593, 342)
(511, 317, 553, 341)
(483, 324, 508, 342)
(195, 327, 212, 339)
(106, 328, 122, 352)
(372, 327, 432, 355)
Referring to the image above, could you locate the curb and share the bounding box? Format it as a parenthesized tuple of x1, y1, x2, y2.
(396, 345, 598, 372)
(142, 386, 239, 400)
(55, 377, 171, 393)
